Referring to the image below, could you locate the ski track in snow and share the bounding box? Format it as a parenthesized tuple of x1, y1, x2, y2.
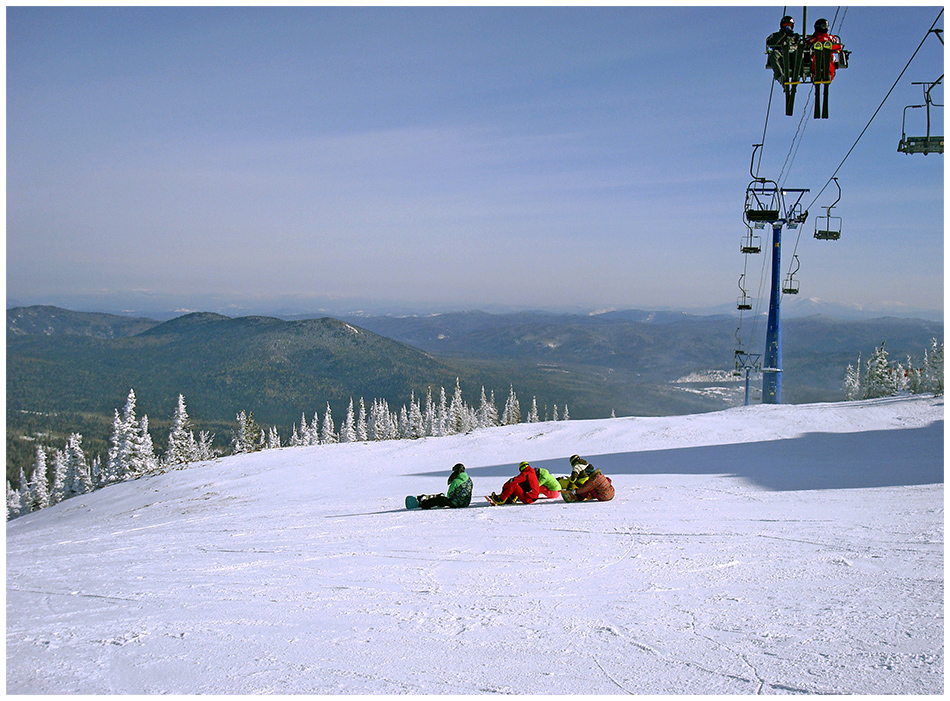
(6, 396, 944, 694)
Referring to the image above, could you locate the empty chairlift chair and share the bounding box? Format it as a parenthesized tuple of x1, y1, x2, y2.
(814, 177, 842, 241)
(898, 78, 944, 155)
(782, 255, 801, 295)
(740, 229, 762, 254)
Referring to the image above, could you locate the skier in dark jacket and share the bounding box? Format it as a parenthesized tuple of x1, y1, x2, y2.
(766, 15, 801, 83)
(417, 463, 473, 509)
(488, 461, 541, 505)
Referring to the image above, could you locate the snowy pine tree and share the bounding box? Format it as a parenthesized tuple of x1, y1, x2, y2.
(864, 342, 898, 399)
(266, 426, 281, 449)
(340, 399, 357, 443)
(28, 446, 50, 512)
(289, 423, 303, 447)
(477, 386, 499, 429)
(17, 465, 30, 514)
(923, 338, 944, 395)
(129, 415, 159, 478)
(196, 431, 216, 461)
(423, 388, 434, 436)
(357, 398, 369, 442)
(90, 455, 102, 489)
(437, 387, 448, 437)
(7, 481, 22, 520)
(166, 394, 199, 467)
(232, 410, 263, 454)
(843, 354, 862, 400)
(448, 378, 466, 434)
(501, 386, 521, 425)
(48, 449, 67, 506)
(528, 397, 539, 423)
(321, 403, 338, 444)
(408, 393, 425, 439)
(105, 390, 139, 484)
(64, 433, 92, 498)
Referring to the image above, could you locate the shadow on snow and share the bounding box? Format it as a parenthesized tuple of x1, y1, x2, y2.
(412, 422, 944, 492)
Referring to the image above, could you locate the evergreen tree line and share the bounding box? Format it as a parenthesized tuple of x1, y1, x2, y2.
(8, 380, 570, 520)
(843, 338, 944, 400)
(273, 380, 570, 450)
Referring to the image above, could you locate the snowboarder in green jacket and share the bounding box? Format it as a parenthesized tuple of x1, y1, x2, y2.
(417, 464, 473, 509)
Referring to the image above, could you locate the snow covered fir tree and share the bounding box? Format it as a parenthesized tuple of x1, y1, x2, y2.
(844, 338, 944, 400)
(7, 380, 571, 519)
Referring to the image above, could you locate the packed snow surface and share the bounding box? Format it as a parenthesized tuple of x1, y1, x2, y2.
(6, 396, 944, 694)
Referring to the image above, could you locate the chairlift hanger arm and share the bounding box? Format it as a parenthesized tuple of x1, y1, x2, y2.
(826, 177, 841, 209)
(926, 75, 944, 107)
(749, 143, 766, 181)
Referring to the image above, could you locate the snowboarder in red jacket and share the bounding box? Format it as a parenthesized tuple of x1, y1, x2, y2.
(806, 18, 844, 82)
(489, 461, 541, 505)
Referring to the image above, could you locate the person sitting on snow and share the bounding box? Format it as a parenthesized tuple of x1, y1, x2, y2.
(572, 464, 615, 502)
(416, 463, 473, 509)
(558, 454, 590, 490)
(534, 465, 562, 500)
(488, 461, 543, 505)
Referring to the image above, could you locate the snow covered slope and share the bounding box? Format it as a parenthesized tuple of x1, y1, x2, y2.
(6, 396, 944, 694)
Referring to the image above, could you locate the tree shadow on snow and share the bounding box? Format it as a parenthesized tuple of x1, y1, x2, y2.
(413, 422, 943, 492)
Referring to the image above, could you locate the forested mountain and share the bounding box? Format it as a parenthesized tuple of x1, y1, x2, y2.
(6, 305, 160, 338)
(352, 310, 943, 401)
(7, 305, 942, 479)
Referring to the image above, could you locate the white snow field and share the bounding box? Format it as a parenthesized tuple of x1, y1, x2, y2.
(6, 396, 944, 694)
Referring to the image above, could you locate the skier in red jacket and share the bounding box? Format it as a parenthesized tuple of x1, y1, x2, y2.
(806, 18, 844, 82)
(488, 461, 541, 505)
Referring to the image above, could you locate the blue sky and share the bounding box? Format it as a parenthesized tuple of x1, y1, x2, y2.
(6, 5, 944, 317)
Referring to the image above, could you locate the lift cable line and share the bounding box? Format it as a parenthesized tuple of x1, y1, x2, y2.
(803, 7, 944, 213)
(737, 9, 940, 404)
(781, 9, 942, 297)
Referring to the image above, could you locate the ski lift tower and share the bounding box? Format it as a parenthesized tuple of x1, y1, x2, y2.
(743, 147, 808, 403)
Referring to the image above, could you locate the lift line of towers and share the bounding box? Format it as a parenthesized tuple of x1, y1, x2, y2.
(733, 9, 943, 406)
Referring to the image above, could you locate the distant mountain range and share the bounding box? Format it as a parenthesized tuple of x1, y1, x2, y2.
(6, 305, 943, 477)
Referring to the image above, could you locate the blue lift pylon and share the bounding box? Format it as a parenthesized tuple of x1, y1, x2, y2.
(759, 192, 808, 404)
(743, 147, 809, 404)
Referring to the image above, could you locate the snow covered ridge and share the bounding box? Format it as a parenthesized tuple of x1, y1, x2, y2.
(6, 396, 943, 694)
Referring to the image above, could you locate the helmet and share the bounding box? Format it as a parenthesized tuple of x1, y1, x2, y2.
(518, 461, 531, 471)
(584, 464, 598, 476)
(569, 454, 586, 467)
(781, 15, 795, 32)
(814, 18, 829, 33)
(452, 463, 465, 472)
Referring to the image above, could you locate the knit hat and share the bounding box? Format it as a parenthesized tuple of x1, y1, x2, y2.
(448, 463, 465, 484)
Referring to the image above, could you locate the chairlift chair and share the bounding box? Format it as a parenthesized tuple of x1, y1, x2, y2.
(740, 229, 762, 254)
(898, 78, 944, 155)
(744, 145, 782, 223)
(782, 255, 801, 294)
(737, 274, 753, 311)
(744, 182, 782, 223)
(814, 177, 842, 240)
